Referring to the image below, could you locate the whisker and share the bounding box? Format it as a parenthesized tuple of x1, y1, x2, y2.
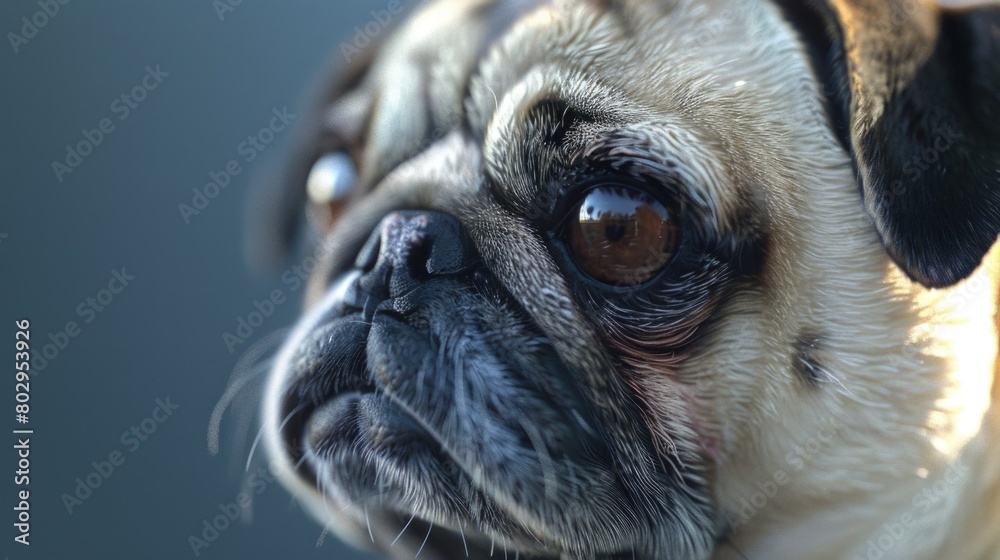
(365, 503, 375, 543)
(226, 383, 263, 473)
(487, 85, 499, 113)
(208, 328, 290, 456)
(458, 517, 469, 557)
(337, 488, 388, 513)
(245, 425, 268, 472)
(391, 512, 416, 547)
(515, 515, 546, 549)
(415, 521, 433, 558)
(207, 363, 269, 455)
(245, 403, 304, 471)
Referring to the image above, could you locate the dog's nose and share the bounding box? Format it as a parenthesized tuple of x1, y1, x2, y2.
(355, 211, 479, 299)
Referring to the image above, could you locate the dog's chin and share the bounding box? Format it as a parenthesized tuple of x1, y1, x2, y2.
(299, 385, 570, 559)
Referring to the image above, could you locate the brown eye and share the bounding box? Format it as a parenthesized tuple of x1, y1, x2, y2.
(566, 185, 680, 286)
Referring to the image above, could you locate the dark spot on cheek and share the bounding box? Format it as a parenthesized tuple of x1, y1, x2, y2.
(733, 231, 769, 278)
(792, 333, 825, 386)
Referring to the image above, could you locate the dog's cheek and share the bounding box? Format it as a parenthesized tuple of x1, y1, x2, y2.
(574, 280, 734, 468)
(591, 315, 723, 469)
(630, 372, 719, 467)
(618, 290, 774, 466)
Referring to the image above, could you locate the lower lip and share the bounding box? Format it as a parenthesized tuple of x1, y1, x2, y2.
(303, 391, 367, 452)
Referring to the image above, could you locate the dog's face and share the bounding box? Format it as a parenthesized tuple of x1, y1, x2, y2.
(255, 1, 1000, 558)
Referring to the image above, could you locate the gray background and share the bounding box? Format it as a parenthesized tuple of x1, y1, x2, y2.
(0, 1, 394, 558)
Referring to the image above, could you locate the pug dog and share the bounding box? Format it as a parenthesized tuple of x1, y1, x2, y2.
(249, 0, 1000, 558)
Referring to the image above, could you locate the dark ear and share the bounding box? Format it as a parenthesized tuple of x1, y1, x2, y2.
(776, 0, 1000, 288)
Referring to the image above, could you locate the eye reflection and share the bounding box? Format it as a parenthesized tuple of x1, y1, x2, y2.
(567, 186, 680, 286)
(306, 152, 357, 231)
(307, 152, 356, 206)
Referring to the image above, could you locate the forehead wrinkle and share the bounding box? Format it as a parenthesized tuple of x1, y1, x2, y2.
(467, 0, 626, 135)
(480, 68, 579, 211)
(481, 69, 554, 209)
(481, 63, 637, 202)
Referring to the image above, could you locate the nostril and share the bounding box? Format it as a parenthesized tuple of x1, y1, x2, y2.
(404, 237, 434, 281)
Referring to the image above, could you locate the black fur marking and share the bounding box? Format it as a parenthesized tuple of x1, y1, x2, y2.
(863, 8, 1000, 288)
(792, 333, 825, 386)
(773, 1, 1000, 288)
